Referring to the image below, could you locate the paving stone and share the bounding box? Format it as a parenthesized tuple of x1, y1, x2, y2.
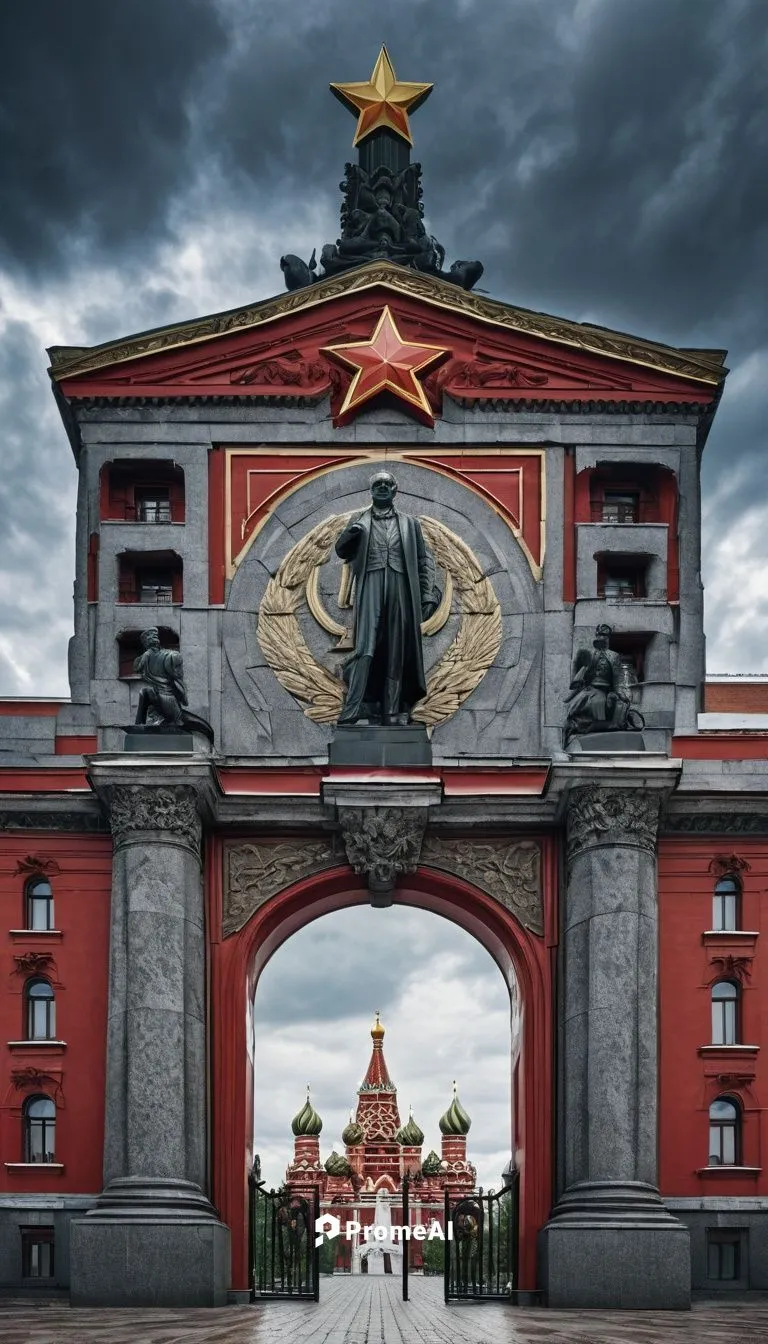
(0, 1278, 767, 1343)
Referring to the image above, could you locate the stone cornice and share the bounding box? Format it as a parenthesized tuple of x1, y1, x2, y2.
(48, 261, 724, 388)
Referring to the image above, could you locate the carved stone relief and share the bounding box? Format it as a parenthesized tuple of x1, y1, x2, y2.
(664, 813, 768, 835)
(223, 839, 344, 937)
(104, 785, 201, 853)
(567, 786, 659, 863)
(419, 836, 543, 935)
(338, 807, 428, 893)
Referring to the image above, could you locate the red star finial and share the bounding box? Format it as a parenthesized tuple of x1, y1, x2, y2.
(322, 307, 448, 426)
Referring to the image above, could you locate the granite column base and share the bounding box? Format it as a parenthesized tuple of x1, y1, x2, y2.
(540, 1181, 690, 1308)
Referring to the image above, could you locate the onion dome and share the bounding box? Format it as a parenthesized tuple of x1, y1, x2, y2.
(396, 1108, 424, 1146)
(342, 1113, 364, 1146)
(371, 1010, 385, 1041)
(324, 1151, 352, 1177)
(439, 1082, 471, 1135)
(291, 1089, 323, 1137)
(421, 1149, 441, 1176)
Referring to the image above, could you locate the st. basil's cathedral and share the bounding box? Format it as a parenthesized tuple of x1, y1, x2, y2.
(282, 1016, 475, 1269)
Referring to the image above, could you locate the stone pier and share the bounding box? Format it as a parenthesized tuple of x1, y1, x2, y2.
(69, 757, 229, 1307)
(540, 779, 691, 1309)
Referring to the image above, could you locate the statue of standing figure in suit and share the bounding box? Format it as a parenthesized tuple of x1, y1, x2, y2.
(334, 472, 440, 726)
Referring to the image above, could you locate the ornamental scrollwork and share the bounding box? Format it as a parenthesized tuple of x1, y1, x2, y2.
(13, 855, 61, 877)
(567, 786, 659, 863)
(223, 840, 343, 937)
(13, 952, 55, 977)
(664, 813, 768, 835)
(338, 806, 427, 893)
(105, 785, 201, 852)
(419, 837, 543, 935)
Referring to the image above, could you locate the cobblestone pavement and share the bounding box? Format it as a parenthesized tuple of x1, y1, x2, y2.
(1, 1279, 768, 1344)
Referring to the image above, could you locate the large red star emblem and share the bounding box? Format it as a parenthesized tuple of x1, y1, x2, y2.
(322, 307, 449, 426)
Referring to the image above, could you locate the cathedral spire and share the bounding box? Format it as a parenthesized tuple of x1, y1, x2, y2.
(360, 1011, 395, 1092)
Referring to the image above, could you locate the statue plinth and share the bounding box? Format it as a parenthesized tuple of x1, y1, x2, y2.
(329, 722, 431, 768)
(123, 730, 196, 753)
(568, 730, 646, 754)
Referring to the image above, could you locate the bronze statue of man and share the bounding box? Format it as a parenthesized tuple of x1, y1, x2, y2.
(335, 471, 439, 725)
(564, 623, 643, 742)
(133, 628, 214, 742)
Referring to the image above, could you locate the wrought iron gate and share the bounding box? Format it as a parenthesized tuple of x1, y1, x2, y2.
(444, 1172, 519, 1302)
(248, 1162, 320, 1300)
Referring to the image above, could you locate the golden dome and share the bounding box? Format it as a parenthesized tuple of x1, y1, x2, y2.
(371, 1010, 385, 1040)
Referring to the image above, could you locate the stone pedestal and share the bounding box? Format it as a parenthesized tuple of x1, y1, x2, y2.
(69, 759, 229, 1307)
(329, 722, 432, 767)
(540, 783, 691, 1309)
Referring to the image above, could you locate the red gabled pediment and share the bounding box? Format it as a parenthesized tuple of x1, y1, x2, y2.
(51, 261, 724, 420)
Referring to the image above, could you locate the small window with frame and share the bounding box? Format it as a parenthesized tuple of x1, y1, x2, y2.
(713, 876, 740, 931)
(706, 1228, 743, 1282)
(20, 1226, 55, 1279)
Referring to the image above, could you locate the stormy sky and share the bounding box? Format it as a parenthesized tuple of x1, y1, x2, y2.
(1, 2, 766, 1184)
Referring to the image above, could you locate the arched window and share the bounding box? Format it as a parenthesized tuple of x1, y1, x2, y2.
(25, 878, 54, 931)
(711, 981, 738, 1045)
(708, 1096, 740, 1166)
(23, 1096, 56, 1164)
(25, 979, 55, 1040)
(712, 876, 740, 932)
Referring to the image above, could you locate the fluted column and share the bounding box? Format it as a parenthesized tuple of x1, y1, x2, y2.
(70, 760, 229, 1307)
(540, 783, 690, 1309)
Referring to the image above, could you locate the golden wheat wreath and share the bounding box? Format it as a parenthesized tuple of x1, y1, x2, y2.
(256, 513, 502, 727)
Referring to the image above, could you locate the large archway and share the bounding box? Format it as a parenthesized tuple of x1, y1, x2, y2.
(208, 843, 556, 1292)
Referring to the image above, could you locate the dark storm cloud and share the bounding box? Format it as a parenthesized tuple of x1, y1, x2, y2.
(0, 0, 228, 273)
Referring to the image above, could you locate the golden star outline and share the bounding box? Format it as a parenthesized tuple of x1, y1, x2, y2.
(321, 306, 448, 425)
(330, 46, 433, 148)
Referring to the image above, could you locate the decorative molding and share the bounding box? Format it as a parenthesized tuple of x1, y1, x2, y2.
(708, 854, 752, 876)
(10, 1066, 64, 1106)
(708, 955, 752, 985)
(257, 512, 501, 726)
(12, 952, 55, 977)
(665, 814, 768, 835)
(567, 786, 659, 862)
(104, 785, 201, 852)
(223, 839, 343, 937)
(420, 836, 543, 936)
(49, 260, 722, 387)
(338, 806, 427, 893)
(13, 856, 61, 877)
(0, 810, 108, 833)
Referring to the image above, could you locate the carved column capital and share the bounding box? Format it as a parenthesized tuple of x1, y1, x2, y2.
(103, 784, 202, 854)
(567, 785, 659, 864)
(338, 806, 427, 895)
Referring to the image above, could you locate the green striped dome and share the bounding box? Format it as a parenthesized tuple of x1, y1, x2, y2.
(438, 1086, 471, 1136)
(421, 1149, 441, 1176)
(342, 1117, 364, 1146)
(291, 1094, 322, 1136)
(324, 1151, 352, 1177)
(396, 1111, 424, 1146)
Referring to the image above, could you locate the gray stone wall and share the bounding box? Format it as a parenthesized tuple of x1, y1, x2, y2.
(52, 398, 707, 760)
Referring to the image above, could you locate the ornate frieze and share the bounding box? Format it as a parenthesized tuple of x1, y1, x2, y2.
(567, 786, 659, 863)
(223, 839, 343, 937)
(104, 785, 201, 852)
(338, 806, 428, 892)
(420, 836, 543, 935)
(0, 810, 108, 833)
(664, 813, 768, 835)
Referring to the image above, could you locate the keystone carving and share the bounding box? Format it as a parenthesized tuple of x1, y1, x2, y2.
(420, 836, 543, 935)
(13, 856, 61, 877)
(104, 785, 201, 852)
(338, 806, 428, 894)
(567, 786, 659, 863)
(709, 955, 752, 985)
(13, 952, 55, 976)
(223, 839, 344, 937)
(708, 854, 751, 877)
(10, 1067, 64, 1106)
